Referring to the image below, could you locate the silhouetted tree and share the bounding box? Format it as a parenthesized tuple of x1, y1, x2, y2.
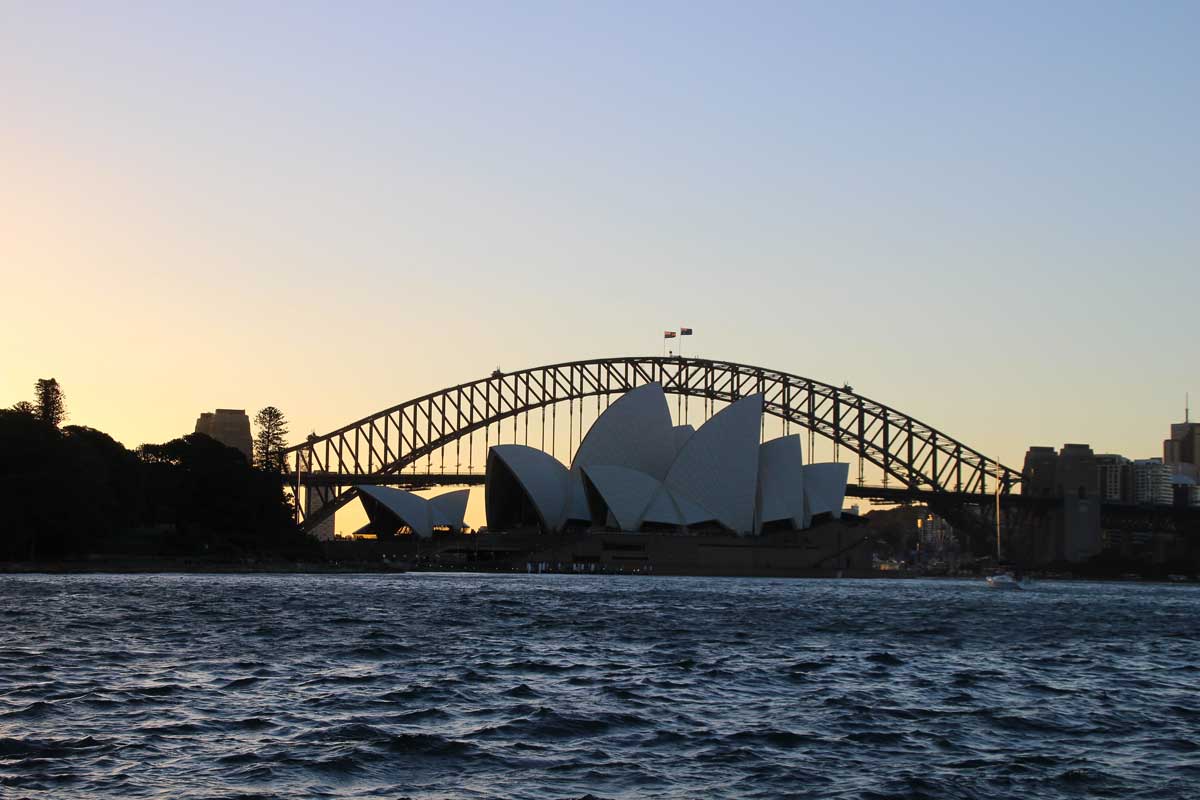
(34, 378, 66, 428)
(0, 409, 63, 559)
(62, 426, 143, 547)
(10, 401, 35, 415)
(137, 433, 310, 557)
(253, 406, 289, 471)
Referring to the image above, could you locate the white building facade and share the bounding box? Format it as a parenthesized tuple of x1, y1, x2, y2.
(1132, 459, 1175, 505)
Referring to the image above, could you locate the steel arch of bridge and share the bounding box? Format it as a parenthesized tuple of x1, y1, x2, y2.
(284, 356, 1021, 530)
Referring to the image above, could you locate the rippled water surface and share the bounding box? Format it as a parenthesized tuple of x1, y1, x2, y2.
(2, 574, 1198, 799)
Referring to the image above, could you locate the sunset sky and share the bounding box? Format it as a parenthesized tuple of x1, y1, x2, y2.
(3, 1, 1197, 493)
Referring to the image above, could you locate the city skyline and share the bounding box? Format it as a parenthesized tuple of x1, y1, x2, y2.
(3, 2, 1197, 474)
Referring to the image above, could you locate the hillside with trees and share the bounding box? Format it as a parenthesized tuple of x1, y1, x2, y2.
(0, 393, 318, 564)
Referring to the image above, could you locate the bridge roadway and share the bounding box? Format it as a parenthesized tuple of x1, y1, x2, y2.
(285, 471, 1200, 536)
(286, 471, 1055, 509)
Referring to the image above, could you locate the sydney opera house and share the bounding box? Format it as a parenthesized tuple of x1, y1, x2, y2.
(352, 384, 860, 574)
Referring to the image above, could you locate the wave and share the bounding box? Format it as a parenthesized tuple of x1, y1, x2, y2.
(0, 735, 112, 759)
(472, 708, 651, 741)
(3, 574, 1198, 799)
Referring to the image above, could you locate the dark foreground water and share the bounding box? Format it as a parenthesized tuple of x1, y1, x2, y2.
(1, 575, 1198, 800)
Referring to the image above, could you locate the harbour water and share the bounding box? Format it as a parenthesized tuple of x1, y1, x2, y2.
(1, 574, 1198, 799)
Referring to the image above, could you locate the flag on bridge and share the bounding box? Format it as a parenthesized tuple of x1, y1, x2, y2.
(663, 331, 677, 339)
(680, 327, 693, 336)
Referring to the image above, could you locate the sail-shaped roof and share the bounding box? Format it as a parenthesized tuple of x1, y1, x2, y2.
(356, 484, 436, 538)
(757, 435, 809, 530)
(664, 394, 763, 535)
(570, 382, 676, 480)
(671, 424, 695, 454)
(580, 464, 662, 531)
(639, 487, 683, 527)
(804, 462, 849, 518)
(430, 489, 470, 529)
(486, 445, 569, 532)
(639, 484, 718, 527)
(563, 478, 591, 524)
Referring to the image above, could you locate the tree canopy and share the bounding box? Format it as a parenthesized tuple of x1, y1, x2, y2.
(34, 378, 67, 427)
(253, 406, 289, 471)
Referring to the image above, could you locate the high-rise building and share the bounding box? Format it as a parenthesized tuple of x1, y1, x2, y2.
(1057, 444, 1098, 498)
(1056, 444, 1101, 563)
(1019, 444, 1101, 564)
(1168, 474, 1200, 508)
(1132, 458, 1175, 505)
(1021, 447, 1059, 497)
(194, 409, 253, 463)
(1163, 405, 1200, 481)
(1095, 454, 1132, 503)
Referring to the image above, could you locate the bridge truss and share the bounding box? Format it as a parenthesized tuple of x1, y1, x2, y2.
(283, 357, 1021, 531)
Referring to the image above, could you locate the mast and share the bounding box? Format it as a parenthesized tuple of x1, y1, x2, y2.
(995, 463, 1002, 561)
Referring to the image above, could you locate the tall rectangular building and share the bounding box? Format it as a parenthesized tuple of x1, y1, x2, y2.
(194, 409, 253, 463)
(1095, 454, 1132, 503)
(1021, 447, 1059, 497)
(1019, 444, 1101, 564)
(1132, 459, 1174, 505)
(1163, 418, 1200, 481)
(1057, 444, 1099, 498)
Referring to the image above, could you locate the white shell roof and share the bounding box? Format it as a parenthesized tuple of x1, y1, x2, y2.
(487, 444, 570, 531)
(757, 435, 809, 530)
(564, 477, 591, 523)
(640, 486, 683, 526)
(429, 489, 470, 529)
(570, 382, 676, 480)
(670, 489, 718, 526)
(356, 484, 435, 538)
(639, 485, 718, 527)
(671, 424, 695, 454)
(580, 464, 662, 531)
(665, 394, 763, 535)
(804, 462, 850, 518)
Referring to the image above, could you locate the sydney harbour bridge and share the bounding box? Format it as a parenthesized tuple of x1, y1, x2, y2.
(282, 356, 1027, 536)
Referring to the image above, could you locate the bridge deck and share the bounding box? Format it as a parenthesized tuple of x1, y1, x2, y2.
(285, 471, 1046, 506)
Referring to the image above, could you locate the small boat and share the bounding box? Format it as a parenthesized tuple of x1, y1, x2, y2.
(986, 572, 1023, 590)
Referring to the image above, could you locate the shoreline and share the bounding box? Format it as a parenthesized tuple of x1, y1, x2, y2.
(0, 560, 406, 575)
(1, 561, 1195, 583)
